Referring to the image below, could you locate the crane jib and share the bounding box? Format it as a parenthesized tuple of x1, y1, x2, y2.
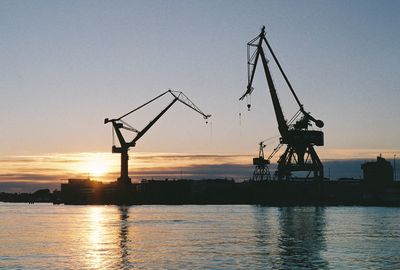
(104, 89, 211, 185)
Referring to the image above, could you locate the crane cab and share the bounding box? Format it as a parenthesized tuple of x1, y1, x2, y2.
(281, 130, 324, 146)
(253, 157, 270, 166)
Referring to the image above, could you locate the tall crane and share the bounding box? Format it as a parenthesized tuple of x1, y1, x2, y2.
(240, 26, 324, 180)
(104, 90, 211, 185)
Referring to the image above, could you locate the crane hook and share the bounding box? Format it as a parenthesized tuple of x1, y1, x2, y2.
(246, 95, 251, 111)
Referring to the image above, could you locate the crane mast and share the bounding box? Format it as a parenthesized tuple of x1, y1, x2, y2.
(240, 27, 325, 180)
(105, 90, 211, 185)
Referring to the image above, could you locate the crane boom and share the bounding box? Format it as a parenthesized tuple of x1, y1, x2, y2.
(117, 90, 171, 120)
(259, 42, 288, 136)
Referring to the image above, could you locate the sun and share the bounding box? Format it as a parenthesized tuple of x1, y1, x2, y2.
(75, 153, 114, 178)
(87, 160, 108, 177)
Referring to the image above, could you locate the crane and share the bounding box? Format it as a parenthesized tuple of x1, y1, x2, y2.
(252, 141, 271, 181)
(252, 135, 279, 181)
(240, 26, 324, 181)
(104, 90, 211, 185)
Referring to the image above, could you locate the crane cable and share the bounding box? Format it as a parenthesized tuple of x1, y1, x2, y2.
(260, 135, 280, 161)
(288, 109, 302, 125)
(268, 143, 283, 161)
(117, 90, 170, 121)
(209, 120, 213, 139)
(261, 135, 280, 144)
(239, 112, 242, 136)
(111, 125, 115, 146)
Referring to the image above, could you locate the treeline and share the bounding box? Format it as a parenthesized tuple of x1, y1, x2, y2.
(0, 189, 61, 203)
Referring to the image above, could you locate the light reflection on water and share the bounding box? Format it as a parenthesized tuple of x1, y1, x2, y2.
(0, 204, 400, 269)
(87, 207, 106, 269)
(277, 207, 327, 269)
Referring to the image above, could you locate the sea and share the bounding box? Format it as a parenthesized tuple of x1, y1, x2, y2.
(0, 203, 399, 269)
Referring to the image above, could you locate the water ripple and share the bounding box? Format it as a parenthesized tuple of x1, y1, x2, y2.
(1, 204, 400, 269)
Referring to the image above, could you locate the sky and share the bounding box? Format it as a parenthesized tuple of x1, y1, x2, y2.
(1, 0, 399, 191)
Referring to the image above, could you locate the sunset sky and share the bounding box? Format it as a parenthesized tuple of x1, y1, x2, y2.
(1, 1, 399, 192)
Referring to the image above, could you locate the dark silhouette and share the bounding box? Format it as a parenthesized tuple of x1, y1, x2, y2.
(239, 26, 324, 180)
(2, 156, 399, 205)
(58, 155, 400, 206)
(252, 141, 271, 181)
(362, 155, 393, 183)
(104, 90, 210, 185)
(0, 188, 61, 203)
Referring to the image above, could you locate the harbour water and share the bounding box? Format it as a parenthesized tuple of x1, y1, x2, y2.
(0, 203, 399, 269)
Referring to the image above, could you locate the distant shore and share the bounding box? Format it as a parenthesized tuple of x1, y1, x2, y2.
(2, 178, 400, 207)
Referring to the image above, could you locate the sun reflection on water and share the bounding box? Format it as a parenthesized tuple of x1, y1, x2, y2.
(83, 206, 130, 269)
(87, 207, 105, 269)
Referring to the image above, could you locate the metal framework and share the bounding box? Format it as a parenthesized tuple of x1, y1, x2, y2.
(252, 141, 271, 181)
(105, 90, 211, 185)
(240, 26, 324, 180)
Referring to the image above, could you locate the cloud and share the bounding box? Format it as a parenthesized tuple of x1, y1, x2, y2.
(0, 151, 397, 192)
(127, 163, 253, 181)
(0, 173, 59, 181)
(319, 148, 399, 160)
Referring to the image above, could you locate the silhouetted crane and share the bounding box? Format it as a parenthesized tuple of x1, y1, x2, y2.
(105, 90, 211, 185)
(240, 26, 324, 180)
(252, 141, 271, 181)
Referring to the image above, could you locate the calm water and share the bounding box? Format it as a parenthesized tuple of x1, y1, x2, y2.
(0, 204, 399, 269)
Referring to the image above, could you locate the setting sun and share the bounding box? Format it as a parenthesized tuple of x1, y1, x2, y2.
(73, 153, 115, 178)
(87, 161, 107, 177)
